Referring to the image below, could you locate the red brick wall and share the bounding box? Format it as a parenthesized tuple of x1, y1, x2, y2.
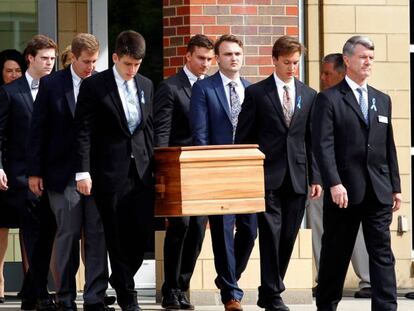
(163, 0, 299, 82)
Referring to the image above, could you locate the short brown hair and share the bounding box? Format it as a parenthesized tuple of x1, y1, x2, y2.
(214, 34, 243, 55)
(115, 30, 146, 60)
(187, 34, 214, 54)
(71, 33, 99, 58)
(272, 36, 305, 59)
(24, 34, 57, 61)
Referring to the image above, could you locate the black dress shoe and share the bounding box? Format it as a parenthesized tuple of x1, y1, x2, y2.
(178, 293, 194, 310)
(36, 298, 57, 311)
(161, 292, 180, 309)
(258, 298, 289, 311)
(0, 297, 5, 303)
(122, 303, 142, 311)
(103, 295, 116, 306)
(405, 292, 414, 299)
(21, 298, 37, 310)
(58, 301, 77, 311)
(354, 287, 372, 298)
(84, 302, 115, 311)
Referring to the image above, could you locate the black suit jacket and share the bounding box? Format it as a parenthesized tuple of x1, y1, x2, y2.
(27, 66, 79, 192)
(312, 79, 400, 205)
(154, 68, 192, 147)
(235, 75, 320, 194)
(0, 76, 34, 189)
(74, 68, 154, 193)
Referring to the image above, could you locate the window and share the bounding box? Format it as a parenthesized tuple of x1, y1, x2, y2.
(0, 0, 38, 52)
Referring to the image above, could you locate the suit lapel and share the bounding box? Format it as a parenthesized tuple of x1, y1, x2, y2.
(18, 77, 34, 113)
(178, 69, 191, 99)
(340, 80, 367, 126)
(133, 74, 147, 132)
(212, 72, 232, 122)
(264, 75, 287, 129)
(290, 78, 302, 126)
(104, 69, 130, 135)
(367, 86, 377, 127)
(63, 67, 76, 117)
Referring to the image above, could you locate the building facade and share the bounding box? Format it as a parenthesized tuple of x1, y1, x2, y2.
(1, 0, 412, 298)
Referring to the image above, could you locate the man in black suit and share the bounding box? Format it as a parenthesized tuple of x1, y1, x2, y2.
(235, 36, 321, 311)
(312, 35, 401, 311)
(28, 33, 111, 311)
(154, 34, 214, 310)
(74, 30, 154, 311)
(0, 35, 58, 311)
(190, 34, 257, 311)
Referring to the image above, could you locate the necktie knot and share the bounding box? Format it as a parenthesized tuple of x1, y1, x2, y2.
(228, 81, 237, 89)
(31, 79, 39, 90)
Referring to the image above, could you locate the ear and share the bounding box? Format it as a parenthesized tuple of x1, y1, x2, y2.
(27, 54, 35, 64)
(185, 51, 192, 63)
(112, 53, 118, 64)
(343, 55, 350, 68)
(272, 56, 277, 66)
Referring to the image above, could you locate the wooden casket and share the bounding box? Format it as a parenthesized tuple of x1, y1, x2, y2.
(154, 144, 265, 216)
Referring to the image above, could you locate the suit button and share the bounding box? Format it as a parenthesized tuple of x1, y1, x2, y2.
(367, 144, 371, 148)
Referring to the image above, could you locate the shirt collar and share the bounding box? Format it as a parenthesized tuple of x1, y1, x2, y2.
(345, 75, 367, 92)
(25, 71, 34, 87)
(273, 72, 295, 90)
(183, 65, 203, 86)
(70, 65, 83, 87)
(219, 71, 242, 87)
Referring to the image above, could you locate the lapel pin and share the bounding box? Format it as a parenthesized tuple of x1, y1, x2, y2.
(140, 90, 145, 104)
(370, 98, 377, 111)
(297, 95, 302, 109)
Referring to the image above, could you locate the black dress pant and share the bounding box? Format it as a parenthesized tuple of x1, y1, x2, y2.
(4, 189, 56, 300)
(162, 215, 208, 295)
(93, 161, 154, 309)
(316, 185, 397, 311)
(257, 176, 306, 308)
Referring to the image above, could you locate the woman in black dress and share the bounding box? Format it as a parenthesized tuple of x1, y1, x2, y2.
(0, 49, 27, 303)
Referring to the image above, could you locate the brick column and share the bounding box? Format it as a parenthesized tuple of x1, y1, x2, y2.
(163, 0, 299, 82)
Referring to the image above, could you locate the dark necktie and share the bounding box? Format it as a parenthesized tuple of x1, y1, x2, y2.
(228, 81, 241, 142)
(282, 85, 293, 126)
(356, 87, 368, 124)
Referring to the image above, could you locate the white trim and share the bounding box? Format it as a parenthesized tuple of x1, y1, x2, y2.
(410, 45, 414, 53)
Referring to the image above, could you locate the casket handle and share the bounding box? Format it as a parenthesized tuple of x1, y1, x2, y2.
(155, 176, 166, 199)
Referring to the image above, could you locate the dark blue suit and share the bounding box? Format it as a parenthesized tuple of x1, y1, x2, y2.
(189, 71, 257, 304)
(0, 75, 56, 300)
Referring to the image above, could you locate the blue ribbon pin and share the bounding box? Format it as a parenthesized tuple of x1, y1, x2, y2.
(297, 95, 302, 109)
(370, 98, 377, 111)
(140, 90, 145, 104)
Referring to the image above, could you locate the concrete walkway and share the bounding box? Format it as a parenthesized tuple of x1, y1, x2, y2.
(0, 295, 413, 311)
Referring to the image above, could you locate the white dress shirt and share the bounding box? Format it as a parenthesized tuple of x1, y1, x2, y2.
(70, 65, 83, 101)
(183, 65, 204, 86)
(25, 71, 39, 101)
(345, 75, 368, 106)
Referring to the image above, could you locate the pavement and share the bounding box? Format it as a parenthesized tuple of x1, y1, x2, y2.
(0, 290, 413, 311)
